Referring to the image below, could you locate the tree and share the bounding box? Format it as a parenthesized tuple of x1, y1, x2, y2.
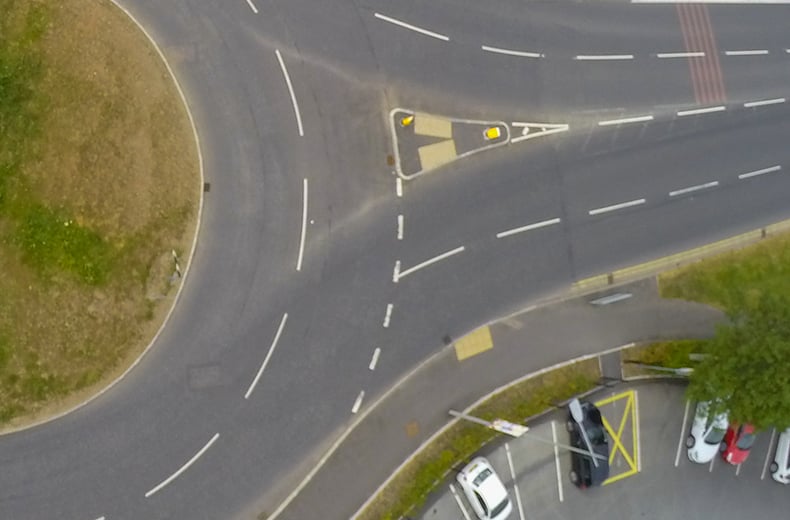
(686, 292, 790, 430)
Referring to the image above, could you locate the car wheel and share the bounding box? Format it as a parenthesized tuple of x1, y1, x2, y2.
(770, 462, 779, 473)
(569, 470, 579, 484)
(685, 435, 695, 449)
(566, 420, 575, 433)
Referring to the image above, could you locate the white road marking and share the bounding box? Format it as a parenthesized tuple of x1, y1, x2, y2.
(392, 260, 401, 283)
(450, 483, 472, 520)
(145, 433, 220, 497)
(668, 180, 719, 197)
(244, 313, 288, 399)
(575, 54, 634, 60)
(551, 421, 564, 502)
(709, 454, 716, 472)
(383, 303, 394, 328)
(725, 49, 769, 56)
(761, 428, 777, 480)
(736, 462, 742, 476)
(598, 115, 654, 126)
(275, 49, 304, 137)
(505, 444, 526, 520)
(245, 0, 258, 14)
(589, 198, 646, 216)
(394, 246, 465, 281)
(674, 400, 690, 467)
(373, 13, 449, 41)
(744, 97, 785, 108)
(295, 178, 308, 271)
(634, 0, 790, 3)
(496, 217, 561, 238)
(368, 347, 381, 370)
(677, 105, 726, 117)
(635, 390, 642, 472)
(351, 390, 365, 414)
(657, 51, 705, 58)
(481, 45, 543, 58)
(739, 165, 782, 179)
(397, 214, 404, 240)
(396, 176, 403, 198)
(95, 517, 106, 520)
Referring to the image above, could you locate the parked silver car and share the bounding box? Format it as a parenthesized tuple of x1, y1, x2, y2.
(770, 427, 790, 484)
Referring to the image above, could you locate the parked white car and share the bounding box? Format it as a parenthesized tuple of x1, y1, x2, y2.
(456, 457, 513, 520)
(686, 401, 728, 463)
(770, 427, 790, 484)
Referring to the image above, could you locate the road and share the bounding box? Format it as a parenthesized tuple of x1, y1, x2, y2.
(2, 1, 790, 519)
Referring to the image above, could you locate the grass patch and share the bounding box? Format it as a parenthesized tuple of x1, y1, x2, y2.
(621, 340, 707, 377)
(358, 359, 600, 520)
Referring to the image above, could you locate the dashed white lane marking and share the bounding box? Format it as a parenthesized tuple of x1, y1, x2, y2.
(145, 433, 220, 497)
(95, 517, 106, 520)
(761, 428, 776, 480)
(657, 51, 705, 58)
(725, 49, 769, 56)
(449, 483, 473, 520)
(496, 217, 561, 238)
(244, 313, 289, 399)
(674, 400, 691, 467)
(739, 165, 782, 179)
(677, 105, 726, 116)
(575, 54, 634, 60)
(505, 444, 526, 520)
(668, 180, 719, 197)
(245, 0, 258, 14)
(589, 198, 646, 216)
(274, 49, 304, 137)
(598, 114, 654, 126)
(373, 12, 449, 41)
(368, 347, 381, 370)
(744, 97, 785, 108)
(551, 421, 564, 502)
(393, 245, 465, 282)
(397, 214, 404, 240)
(392, 261, 401, 283)
(351, 391, 365, 414)
(383, 303, 394, 328)
(396, 176, 403, 198)
(481, 45, 543, 58)
(296, 178, 308, 271)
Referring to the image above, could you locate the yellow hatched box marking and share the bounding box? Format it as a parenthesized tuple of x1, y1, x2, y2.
(595, 390, 640, 485)
(454, 326, 493, 361)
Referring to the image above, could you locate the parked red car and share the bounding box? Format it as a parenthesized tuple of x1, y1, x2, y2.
(721, 423, 756, 465)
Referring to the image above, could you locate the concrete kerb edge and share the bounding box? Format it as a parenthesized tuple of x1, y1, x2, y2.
(389, 108, 411, 179)
(0, 0, 206, 436)
(350, 342, 636, 520)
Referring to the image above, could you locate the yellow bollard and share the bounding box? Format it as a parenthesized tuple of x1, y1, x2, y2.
(484, 126, 501, 140)
(400, 115, 414, 127)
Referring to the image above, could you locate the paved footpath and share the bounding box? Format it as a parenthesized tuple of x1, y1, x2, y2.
(273, 279, 724, 520)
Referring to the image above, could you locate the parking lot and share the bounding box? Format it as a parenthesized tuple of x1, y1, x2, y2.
(418, 381, 788, 520)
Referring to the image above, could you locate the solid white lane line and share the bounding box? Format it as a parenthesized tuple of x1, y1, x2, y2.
(373, 13, 449, 41)
(368, 348, 381, 370)
(669, 181, 719, 197)
(275, 49, 304, 137)
(245, 0, 259, 13)
(744, 97, 785, 108)
(145, 433, 220, 498)
(725, 49, 769, 56)
(383, 304, 394, 328)
(505, 444, 526, 520)
(575, 54, 634, 60)
(244, 313, 289, 399)
(482, 45, 543, 58)
(739, 165, 782, 179)
(761, 428, 776, 480)
(397, 214, 404, 240)
(296, 179, 308, 271)
(496, 217, 561, 238)
(450, 483, 473, 520)
(396, 177, 403, 197)
(396, 246, 465, 281)
(657, 51, 705, 58)
(674, 400, 691, 467)
(677, 105, 726, 116)
(598, 115, 654, 126)
(551, 421, 564, 502)
(589, 198, 646, 216)
(351, 391, 365, 414)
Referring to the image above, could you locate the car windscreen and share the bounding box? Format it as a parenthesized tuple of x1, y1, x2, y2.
(704, 427, 726, 445)
(737, 432, 756, 450)
(473, 468, 492, 487)
(491, 497, 509, 517)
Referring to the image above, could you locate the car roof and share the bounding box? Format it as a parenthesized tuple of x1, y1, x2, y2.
(462, 458, 508, 505)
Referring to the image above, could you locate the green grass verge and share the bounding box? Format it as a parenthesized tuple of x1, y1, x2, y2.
(358, 359, 600, 520)
(621, 340, 707, 377)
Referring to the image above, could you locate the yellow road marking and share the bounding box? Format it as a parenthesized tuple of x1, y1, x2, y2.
(454, 326, 493, 361)
(595, 390, 640, 485)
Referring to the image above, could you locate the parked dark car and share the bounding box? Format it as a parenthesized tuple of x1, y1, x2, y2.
(566, 401, 610, 488)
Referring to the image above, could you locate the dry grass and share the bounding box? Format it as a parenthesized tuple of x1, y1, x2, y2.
(0, 0, 199, 427)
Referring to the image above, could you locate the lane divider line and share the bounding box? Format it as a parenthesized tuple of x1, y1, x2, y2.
(351, 391, 365, 414)
(145, 433, 220, 497)
(744, 97, 785, 108)
(575, 54, 634, 60)
(296, 178, 308, 271)
(395, 246, 465, 281)
(725, 49, 769, 56)
(657, 51, 704, 58)
(397, 214, 404, 240)
(496, 217, 561, 238)
(598, 115, 654, 126)
(668, 180, 719, 197)
(739, 165, 782, 179)
(481, 45, 543, 58)
(373, 12, 449, 41)
(677, 105, 725, 116)
(245, 0, 259, 14)
(244, 313, 289, 399)
(383, 304, 394, 328)
(275, 49, 304, 137)
(396, 176, 403, 198)
(589, 198, 646, 216)
(368, 348, 381, 371)
(392, 261, 401, 283)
